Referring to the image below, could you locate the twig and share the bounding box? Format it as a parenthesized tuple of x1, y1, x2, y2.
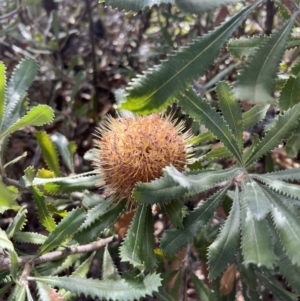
(0, 235, 117, 271)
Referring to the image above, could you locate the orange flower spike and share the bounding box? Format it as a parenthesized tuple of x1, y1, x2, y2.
(92, 113, 194, 206)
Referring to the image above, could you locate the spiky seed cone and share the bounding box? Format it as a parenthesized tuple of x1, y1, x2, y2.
(92, 114, 193, 205)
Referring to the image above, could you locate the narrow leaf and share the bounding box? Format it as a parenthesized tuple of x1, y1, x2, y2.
(38, 207, 85, 255)
(6, 207, 27, 238)
(106, 0, 174, 11)
(13, 232, 47, 244)
(179, 89, 243, 164)
(120, 204, 147, 269)
(241, 180, 271, 220)
(35, 131, 61, 177)
(0, 181, 20, 214)
(103, 247, 121, 280)
(256, 167, 300, 181)
(241, 206, 275, 268)
(165, 165, 243, 193)
(121, 1, 262, 114)
(286, 133, 300, 158)
(242, 105, 269, 129)
(279, 60, 300, 111)
(234, 17, 295, 104)
(30, 274, 161, 301)
(198, 146, 232, 162)
(161, 185, 228, 254)
(165, 200, 185, 228)
(133, 175, 187, 205)
(0, 61, 6, 125)
(245, 102, 300, 167)
(0, 105, 54, 139)
(216, 82, 243, 150)
(261, 186, 300, 266)
(208, 186, 240, 280)
(191, 273, 216, 301)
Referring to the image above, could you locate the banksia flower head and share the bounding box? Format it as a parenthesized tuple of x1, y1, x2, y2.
(92, 113, 194, 206)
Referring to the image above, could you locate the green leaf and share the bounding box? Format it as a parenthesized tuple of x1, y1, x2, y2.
(133, 175, 187, 205)
(242, 105, 269, 129)
(0, 61, 6, 125)
(165, 200, 185, 228)
(241, 180, 271, 220)
(241, 205, 275, 268)
(142, 205, 157, 270)
(256, 167, 300, 181)
(13, 232, 47, 244)
(243, 134, 259, 164)
(179, 89, 243, 164)
(253, 174, 300, 200)
(0, 181, 20, 214)
(216, 82, 243, 150)
(178, 0, 241, 13)
(120, 204, 148, 269)
(161, 185, 228, 254)
(6, 207, 27, 238)
(105, 0, 174, 11)
(191, 273, 216, 301)
(36, 281, 52, 301)
(286, 133, 300, 158)
(35, 131, 61, 177)
(256, 269, 297, 301)
(208, 186, 240, 280)
(279, 60, 300, 111)
(4, 152, 27, 169)
(30, 274, 161, 301)
(198, 146, 232, 162)
(103, 247, 121, 280)
(245, 103, 300, 167)
(38, 207, 85, 255)
(261, 186, 300, 265)
(189, 131, 216, 145)
(0, 105, 54, 139)
(32, 173, 102, 194)
(165, 165, 243, 193)
(0, 228, 14, 251)
(74, 200, 125, 243)
(0, 58, 39, 132)
(121, 1, 262, 114)
(7, 285, 26, 301)
(234, 16, 295, 104)
(0, 21, 19, 38)
(51, 132, 75, 173)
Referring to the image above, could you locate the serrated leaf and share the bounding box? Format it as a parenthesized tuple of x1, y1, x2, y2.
(36, 281, 52, 301)
(30, 274, 161, 301)
(0, 228, 14, 251)
(0, 61, 6, 125)
(208, 186, 240, 280)
(243, 134, 259, 163)
(0, 181, 20, 213)
(106, 0, 174, 11)
(51, 132, 74, 173)
(279, 60, 300, 111)
(120, 204, 148, 269)
(261, 186, 300, 266)
(253, 174, 300, 200)
(133, 175, 187, 205)
(32, 173, 102, 194)
(74, 200, 125, 243)
(216, 82, 243, 150)
(234, 17, 295, 104)
(6, 207, 27, 238)
(0, 105, 54, 139)
(35, 131, 61, 177)
(199, 146, 232, 162)
(241, 180, 271, 220)
(53, 254, 82, 276)
(165, 165, 243, 193)
(191, 273, 216, 301)
(9, 250, 18, 282)
(8, 285, 26, 301)
(241, 205, 275, 268)
(256, 167, 300, 181)
(143, 205, 157, 270)
(165, 200, 185, 228)
(103, 247, 121, 281)
(242, 105, 269, 129)
(245, 102, 300, 167)
(189, 131, 216, 145)
(286, 133, 300, 158)
(256, 270, 297, 301)
(13, 232, 47, 244)
(161, 185, 229, 254)
(37, 207, 85, 255)
(121, 1, 261, 114)
(179, 89, 243, 164)
(0, 58, 39, 132)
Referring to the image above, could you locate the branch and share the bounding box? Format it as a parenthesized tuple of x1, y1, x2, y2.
(0, 235, 118, 271)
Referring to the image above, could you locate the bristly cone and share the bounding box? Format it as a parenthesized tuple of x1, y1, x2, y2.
(92, 114, 193, 206)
